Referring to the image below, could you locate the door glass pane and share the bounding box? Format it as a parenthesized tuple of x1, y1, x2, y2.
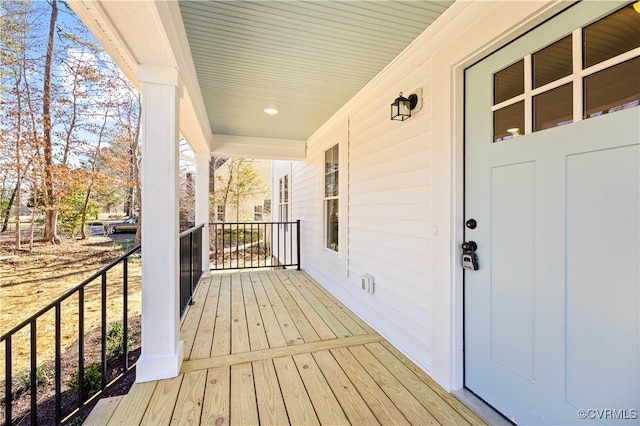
(584, 57, 640, 119)
(494, 101, 524, 142)
(534, 83, 573, 131)
(533, 35, 572, 89)
(494, 60, 524, 104)
(583, 4, 640, 68)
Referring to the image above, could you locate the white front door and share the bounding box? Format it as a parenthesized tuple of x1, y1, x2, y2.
(464, 2, 639, 424)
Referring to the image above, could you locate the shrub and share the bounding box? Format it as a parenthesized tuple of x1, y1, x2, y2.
(106, 321, 133, 360)
(67, 363, 102, 398)
(12, 365, 50, 396)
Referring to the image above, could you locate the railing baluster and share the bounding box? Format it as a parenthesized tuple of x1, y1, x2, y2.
(236, 224, 239, 270)
(78, 287, 85, 404)
(101, 272, 108, 389)
(5, 337, 12, 426)
(284, 222, 288, 267)
(55, 303, 61, 424)
(257, 223, 261, 267)
(30, 320, 37, 425)
(221, 224, 225, 269)
(190, 231, 194, 305)
(296, 220, 301, 270)
(123, 258, 129, 370)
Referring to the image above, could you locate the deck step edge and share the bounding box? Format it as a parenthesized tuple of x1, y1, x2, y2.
(83, 395, 124, 425)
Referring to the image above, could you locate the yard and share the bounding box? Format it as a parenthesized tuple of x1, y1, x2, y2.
(0, 233, 142, 423)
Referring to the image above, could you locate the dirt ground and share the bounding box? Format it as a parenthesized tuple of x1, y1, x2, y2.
(0, 232, 142, 424)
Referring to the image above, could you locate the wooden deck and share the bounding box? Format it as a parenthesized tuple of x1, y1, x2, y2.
(84, 270, 485, 425)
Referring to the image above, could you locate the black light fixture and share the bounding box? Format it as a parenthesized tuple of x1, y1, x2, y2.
(390, 92, 419, 121)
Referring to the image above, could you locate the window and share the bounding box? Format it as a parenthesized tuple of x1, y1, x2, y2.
(324, 144, 339, 252)
(254, 205, 263, 221)
(583, 5, 640, 68)
(279, 175, 289, 224)
(492, 4, 640, 142)
(584, 57, 640, 118)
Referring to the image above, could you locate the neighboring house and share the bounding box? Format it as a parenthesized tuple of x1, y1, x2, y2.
(69, 1, 639, 424)
(212, 158, 271, 222)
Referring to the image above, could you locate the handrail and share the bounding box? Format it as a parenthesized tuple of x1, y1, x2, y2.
(0, 244, 141, 342)
(179, 223, 204, 239)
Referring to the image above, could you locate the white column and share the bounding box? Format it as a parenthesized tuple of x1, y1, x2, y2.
(195, 153, 210, 276)
(135, 65, 183, 383)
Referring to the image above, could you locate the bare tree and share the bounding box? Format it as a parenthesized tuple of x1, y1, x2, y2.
(41, 0, 59, 243)
(215, 158, 267, 222)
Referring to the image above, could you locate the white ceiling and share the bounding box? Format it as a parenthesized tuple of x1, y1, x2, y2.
(178, 1, 454, 141)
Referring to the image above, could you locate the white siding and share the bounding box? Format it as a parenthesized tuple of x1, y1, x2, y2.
(274, 0, 569, 391)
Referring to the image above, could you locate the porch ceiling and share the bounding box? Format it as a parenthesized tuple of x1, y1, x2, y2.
(178, 1, 454, 141)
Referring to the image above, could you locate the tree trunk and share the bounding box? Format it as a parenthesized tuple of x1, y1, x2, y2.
(29, 179, 38, 252)
(14, 63, 22, 250)
(45, 209, 59, 243)
(14, 173, 21, 250)
(133, 96, 142, 244)
(80, 187, 91, 240)
(80, 109, 109, 240)
(1, 186, 16, 233)
(222, 165, 233, 221)
(42, 0, 60, 244)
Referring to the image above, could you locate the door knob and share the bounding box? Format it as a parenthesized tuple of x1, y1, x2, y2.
(462, 241, 477, 252)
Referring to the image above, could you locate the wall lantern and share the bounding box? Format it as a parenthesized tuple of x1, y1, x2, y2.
(390, 92, 419, 121)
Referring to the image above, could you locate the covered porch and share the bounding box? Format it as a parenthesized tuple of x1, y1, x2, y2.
(84, 270, 485, 425)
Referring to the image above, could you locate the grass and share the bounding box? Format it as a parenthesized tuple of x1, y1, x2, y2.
(0, 237, 142, 383)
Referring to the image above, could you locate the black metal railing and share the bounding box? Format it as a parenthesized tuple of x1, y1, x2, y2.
(179, 224, 204, 317)
(0, 244, 141, 425)
(209, 220, 300, 271)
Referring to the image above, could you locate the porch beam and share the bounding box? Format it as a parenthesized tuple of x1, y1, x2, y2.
(212, 135, 306, 161)
(136, 64, 184, 383)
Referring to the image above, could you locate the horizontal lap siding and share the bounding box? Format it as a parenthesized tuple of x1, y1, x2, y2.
(348, 87, 434, 369)
(273, 12, 448, 374)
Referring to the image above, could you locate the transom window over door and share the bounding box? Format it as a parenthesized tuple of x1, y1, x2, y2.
(493, 3, 640, 142)
(324, 144, 339, 252)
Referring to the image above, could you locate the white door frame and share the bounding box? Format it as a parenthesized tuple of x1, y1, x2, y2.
(430, 1, 575, 392)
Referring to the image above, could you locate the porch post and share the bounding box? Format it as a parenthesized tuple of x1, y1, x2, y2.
(195, 153, 210, 276)
(135, 65, 183, 383)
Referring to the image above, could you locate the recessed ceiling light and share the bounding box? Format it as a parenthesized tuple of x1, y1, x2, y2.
(264, 107, 279, 115)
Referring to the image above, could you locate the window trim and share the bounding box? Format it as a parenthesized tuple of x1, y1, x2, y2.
(323, 143, 340, 253)
(278, 174, 289, 229)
